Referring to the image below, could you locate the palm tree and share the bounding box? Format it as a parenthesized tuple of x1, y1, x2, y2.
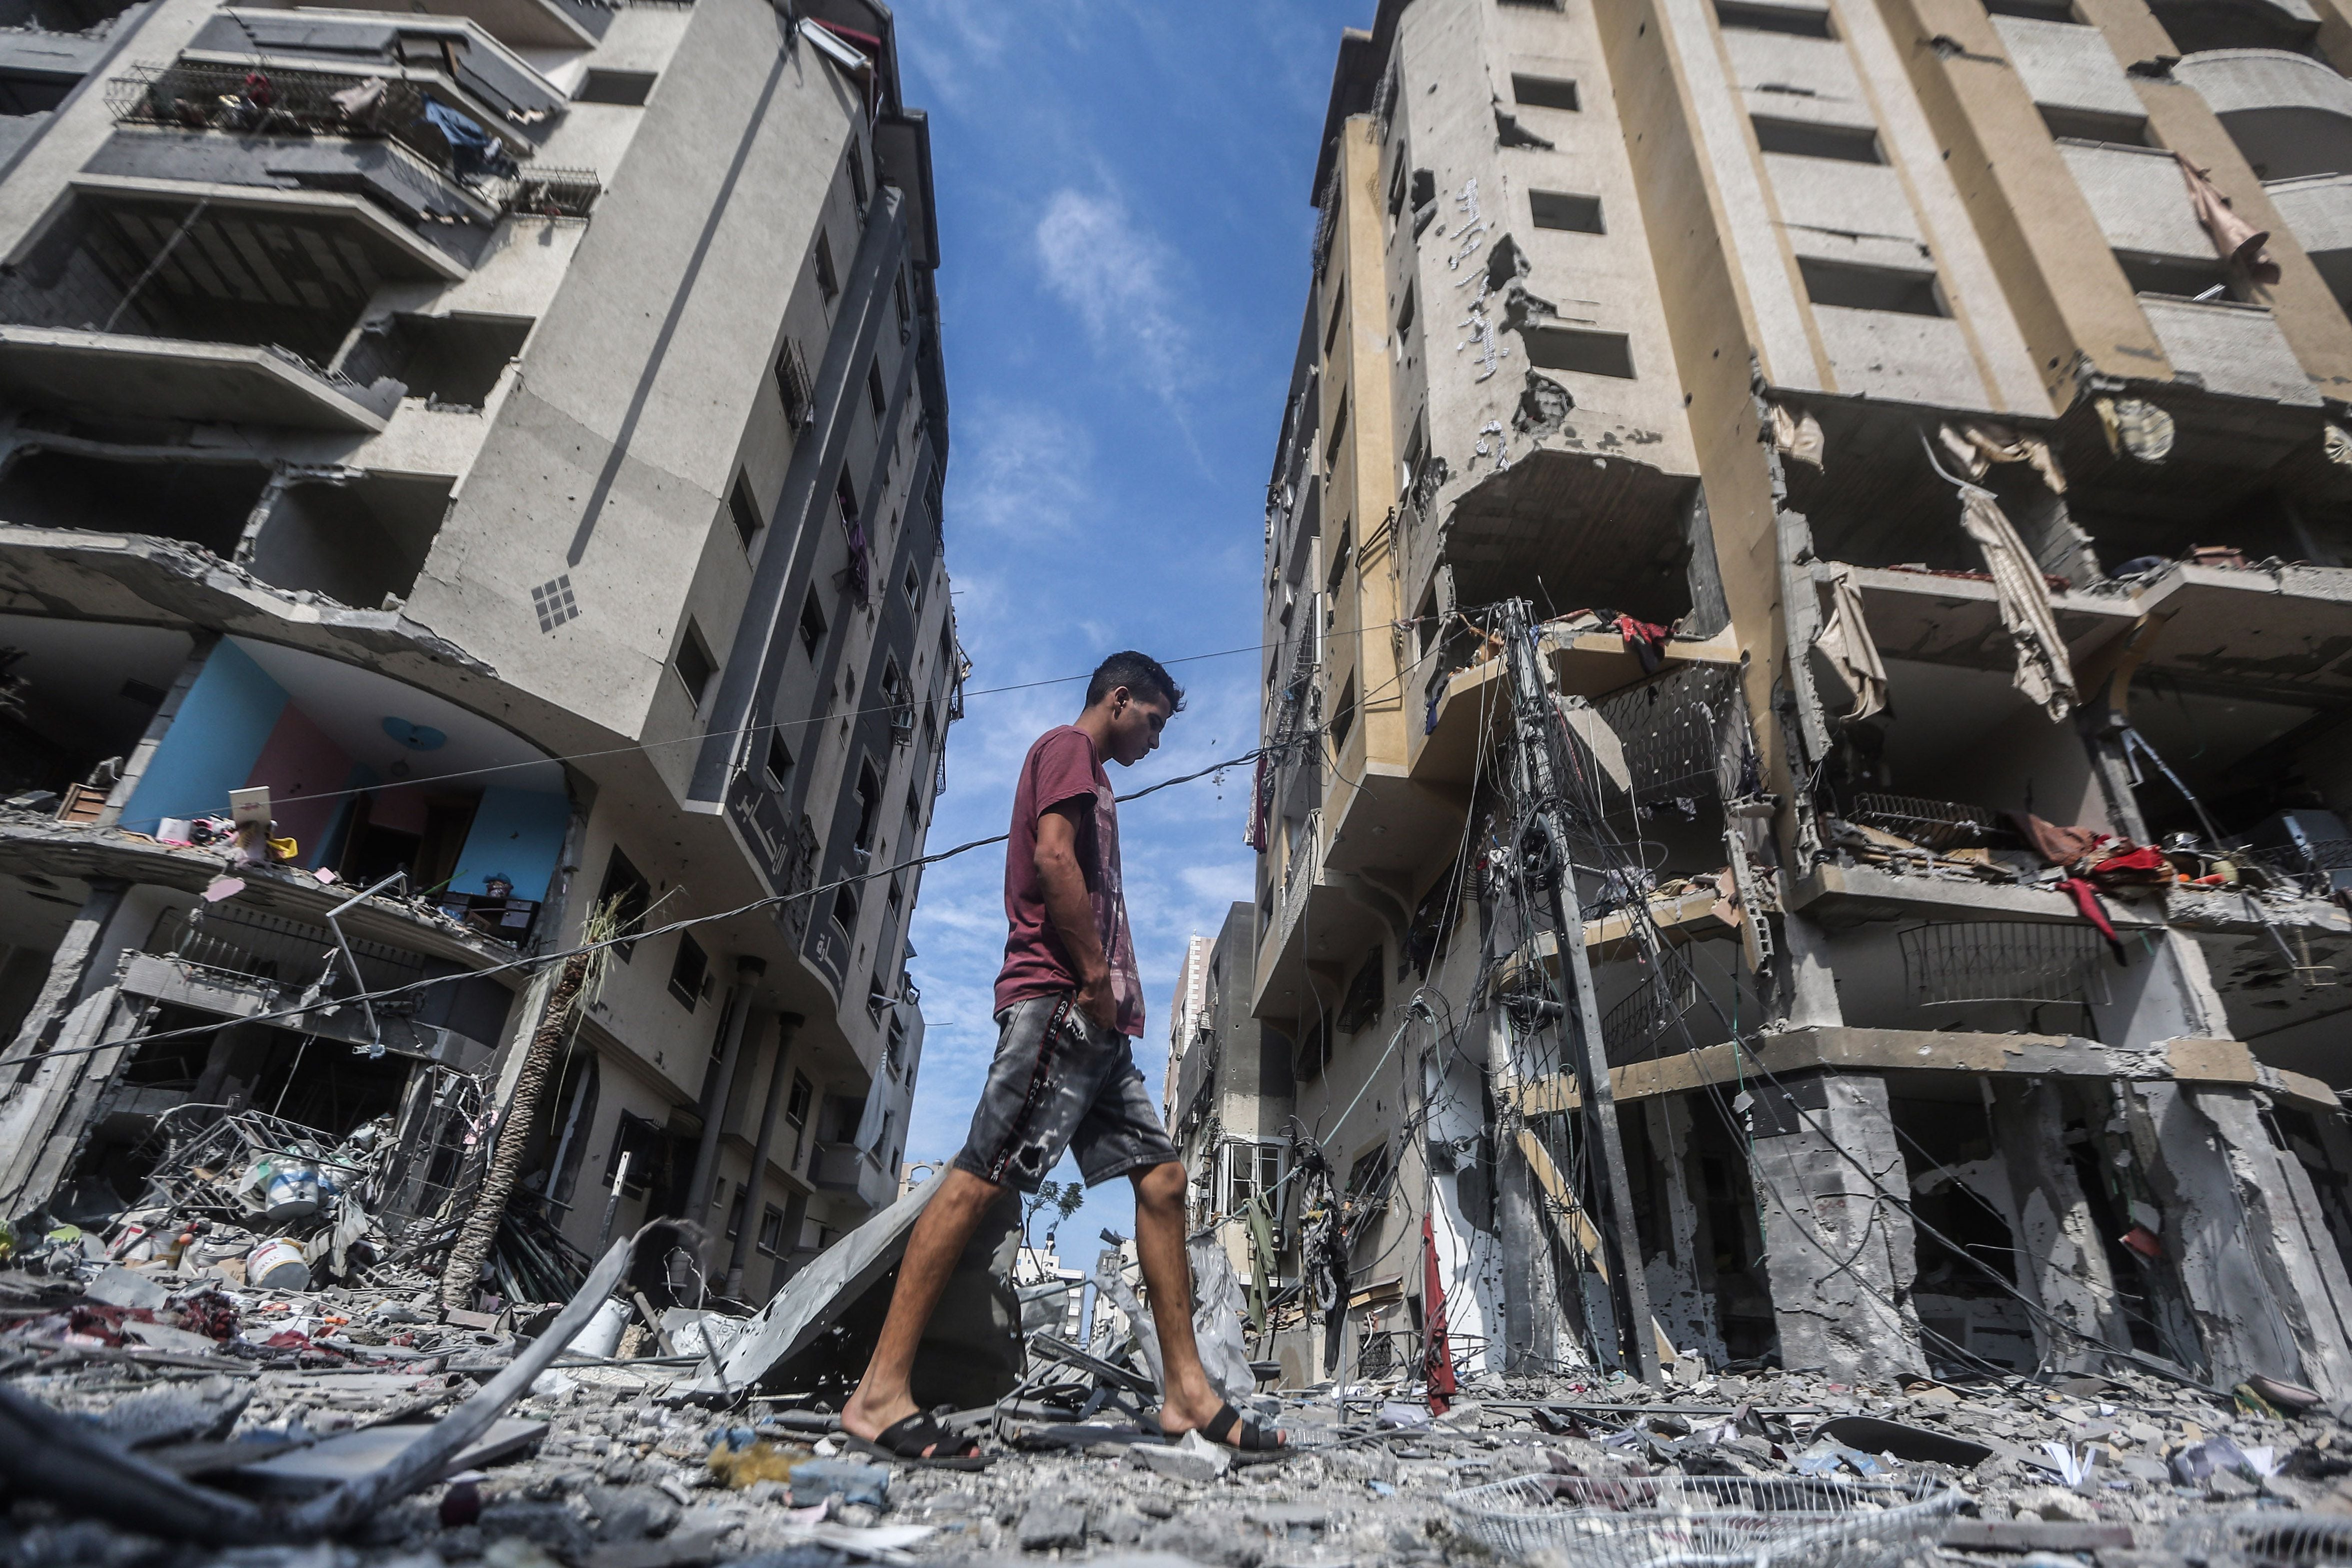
(438, 896, 621, 1313)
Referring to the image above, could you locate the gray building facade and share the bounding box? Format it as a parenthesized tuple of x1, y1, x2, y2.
(0, 0, 958, 1302)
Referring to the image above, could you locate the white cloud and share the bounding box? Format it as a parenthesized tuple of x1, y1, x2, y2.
(1033, 187, 1193, 403)
(957, 401, 1094, 541)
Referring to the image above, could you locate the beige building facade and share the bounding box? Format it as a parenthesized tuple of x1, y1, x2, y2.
(1233, 0, 2352, 1386)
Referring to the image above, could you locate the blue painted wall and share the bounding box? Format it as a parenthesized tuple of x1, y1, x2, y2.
(119, 640, 287, 835)
(448, 786, 570, 899)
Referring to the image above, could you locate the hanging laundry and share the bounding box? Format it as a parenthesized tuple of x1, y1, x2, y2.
(1811, 562, 1887, 722)
(1420, 1214, 1455, 1415)
(423, 96, 518, 181)
(1614, 614, 1671, 674)
(1768, 402, 1824, 470)
(1935, 420, 2067, 495)
(2058, 877, 2126, 964)
(1954, 483, 2077, 719)
(1244, 752, 1270, 852)
(2173, 151, 2281, 285)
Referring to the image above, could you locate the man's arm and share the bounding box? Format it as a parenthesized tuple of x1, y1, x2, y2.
(1035, 800, 1115, 1031)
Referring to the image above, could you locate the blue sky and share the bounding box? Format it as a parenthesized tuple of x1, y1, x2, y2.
(891, 1, 1365, 1261)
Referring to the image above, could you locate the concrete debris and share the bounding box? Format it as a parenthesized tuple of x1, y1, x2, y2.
(8, 1212, 2352, 1568)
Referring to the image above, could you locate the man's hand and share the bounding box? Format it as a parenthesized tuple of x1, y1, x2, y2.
(1037, 801, 1118, 1035)
(1074, 962, 1117, 1034)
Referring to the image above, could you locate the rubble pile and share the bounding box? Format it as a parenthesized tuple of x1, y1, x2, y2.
(6, 1197, 2352, 1568)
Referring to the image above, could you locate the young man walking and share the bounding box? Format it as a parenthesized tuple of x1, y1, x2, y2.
(843, 651, 1286, 1461)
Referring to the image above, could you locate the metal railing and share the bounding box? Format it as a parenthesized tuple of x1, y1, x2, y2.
(164, 901, 425, 1003)
(1899, 920, 2113, 1008)
(108, 59, 598, 217)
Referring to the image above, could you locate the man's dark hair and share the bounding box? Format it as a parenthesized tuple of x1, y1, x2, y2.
(1086, 650, 1185, 713)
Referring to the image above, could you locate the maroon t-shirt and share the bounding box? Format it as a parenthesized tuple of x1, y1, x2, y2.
(995, 725, 1145, 1038)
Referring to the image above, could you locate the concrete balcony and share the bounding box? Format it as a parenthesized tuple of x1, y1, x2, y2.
(0, 173, 464, 431)
(281, 0, 615, 51)
(0, 326, 400, 431)
(811, 1141, 894, 1210)
(2267, 171, 2352, 307)
(2061, 141, 2215, 261)
(1994, 15, 2149, 127)
(187, 9, 567, 128)
(2176, 48, 2352, 181)
(2138, 294, 2322, 403)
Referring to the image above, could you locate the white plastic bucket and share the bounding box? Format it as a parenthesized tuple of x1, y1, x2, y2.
(247, 1237, 310, 1291)
(565, 1296, 632, 1360)
(260, 1166, 320, 1224)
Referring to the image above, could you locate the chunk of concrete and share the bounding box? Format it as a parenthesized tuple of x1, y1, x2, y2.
(1134, 1431, 1230, 1483)
(85, 1266, 168, 1310)
(1017, 1500, 1088, 1551)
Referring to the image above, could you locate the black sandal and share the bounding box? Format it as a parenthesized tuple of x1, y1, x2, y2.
(1200, 1401, 1289, 1453)
(845, 1410, 990, 1469)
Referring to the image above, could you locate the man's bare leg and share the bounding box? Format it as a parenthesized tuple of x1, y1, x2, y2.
(843, 1167, 1005, 1452)
(1130, 1160, 1286, 1444)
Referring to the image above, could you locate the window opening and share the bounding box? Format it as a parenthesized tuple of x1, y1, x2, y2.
(598, 848, 650, 958)
(799, 588, 829, 656)
(1799, 257, 1945, 315)
(728, 470, 763, 549)
(1512, 73, 1580, 111)
(1715, 0, 1835, 34)
(576, 68, 656, 104)
(668, 930, 707, 1008)
(1523, 327, 1637, 378)
(673, 620, 717, 708)
(1530, 190, 1606, 232)
(1752, 117, 1882, 160)
(814, 230, 839, 303)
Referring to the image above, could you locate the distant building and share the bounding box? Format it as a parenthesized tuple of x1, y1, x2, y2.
(1015, 1244, 1086, 1341)
(1160, 934, 1213, 1116)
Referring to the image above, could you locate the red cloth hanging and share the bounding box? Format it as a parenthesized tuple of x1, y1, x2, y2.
(1615, 615, 1672, 674)
(1421, 1214, 1455, 1413)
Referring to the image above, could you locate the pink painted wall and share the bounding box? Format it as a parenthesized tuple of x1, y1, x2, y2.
(242, 702, 351, 859)
(367, 783, 429, 835)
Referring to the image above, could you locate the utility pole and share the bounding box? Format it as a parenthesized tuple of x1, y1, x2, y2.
(1496, 597, 1663, 1385)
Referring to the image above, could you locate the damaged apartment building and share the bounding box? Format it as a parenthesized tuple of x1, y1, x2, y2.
(1187, 0, 2352, 1394)
(0, 0, 963, 1306)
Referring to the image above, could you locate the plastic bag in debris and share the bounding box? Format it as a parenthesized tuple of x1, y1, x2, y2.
(1092, 1238, 1255, 1403)
(2171, 1436, 2280, 1485)
(1187, 1236, 1255, 1403)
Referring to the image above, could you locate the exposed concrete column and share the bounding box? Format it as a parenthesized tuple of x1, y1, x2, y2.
(1642, 1095, 1725, 1363)
(723, 1010, 801, 1299)
(1, 879, 126, 1069)
(1747, 1071, 1926, 1379)
(2127, 1080, 2352, 1393)
(1987, 1078, 2133, 1374)
(685, 956, 765, 1226)
(0, 987, 143, 1217)
(1484, 1009, 1563, 1372)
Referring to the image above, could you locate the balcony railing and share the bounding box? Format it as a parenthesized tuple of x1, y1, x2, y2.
(108, 60, 598, 217)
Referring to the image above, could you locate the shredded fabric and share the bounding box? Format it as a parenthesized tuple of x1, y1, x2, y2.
(1955, 483, 2077, 720)
(1615, 615, 1672, 675)
(1769, 402, 1824, 470)
(1935, 421, 2067, 495)
(2174, 151, 2281, 285)
(1811, 562, 1887, 722)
